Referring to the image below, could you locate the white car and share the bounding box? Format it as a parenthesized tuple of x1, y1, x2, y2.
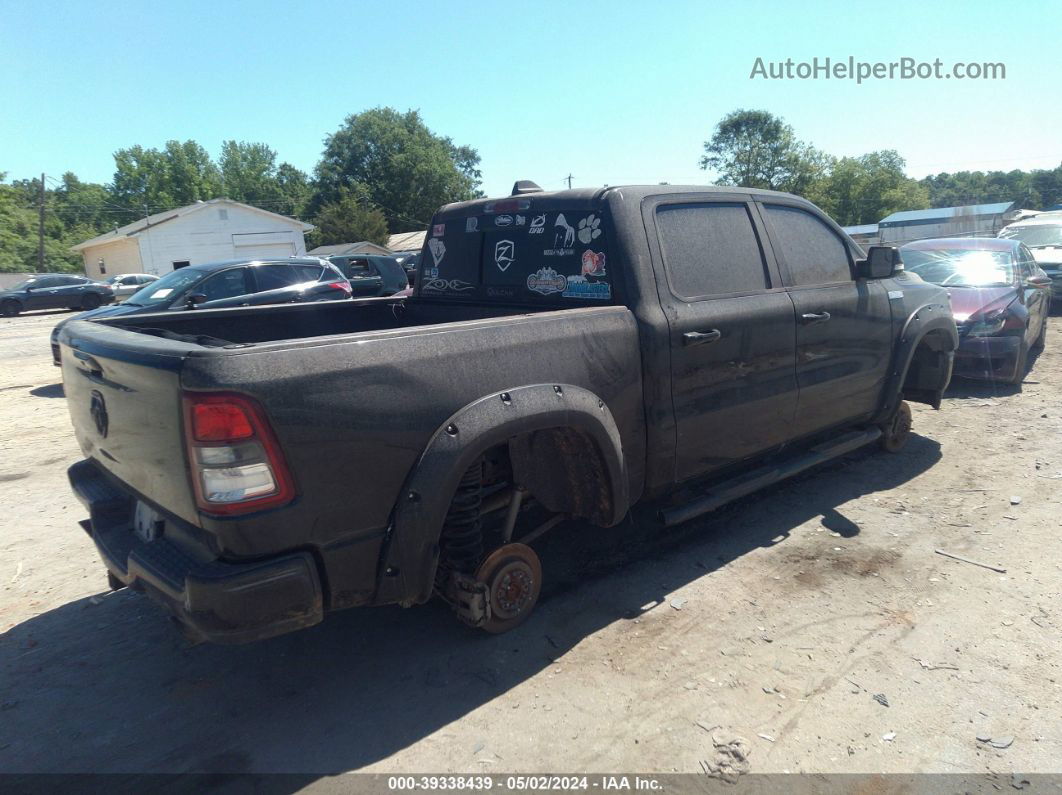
(106, 273, 159, 301)
(999, 214, 1062, 301)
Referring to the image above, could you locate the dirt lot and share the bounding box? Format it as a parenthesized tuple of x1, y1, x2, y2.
(1, 309, 1060, 778)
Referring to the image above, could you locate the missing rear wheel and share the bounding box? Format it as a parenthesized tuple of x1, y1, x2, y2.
(474, 543, 542, 634)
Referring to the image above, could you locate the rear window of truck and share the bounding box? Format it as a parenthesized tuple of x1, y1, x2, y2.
(418, 209, 614, 303)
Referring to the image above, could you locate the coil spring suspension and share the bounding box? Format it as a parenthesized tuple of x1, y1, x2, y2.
(437, 462, 484, 584)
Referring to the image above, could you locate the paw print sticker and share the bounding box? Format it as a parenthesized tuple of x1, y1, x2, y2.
(578, 214, 602, 244)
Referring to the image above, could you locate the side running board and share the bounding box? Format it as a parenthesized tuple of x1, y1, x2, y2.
(660, 427, 882, 527)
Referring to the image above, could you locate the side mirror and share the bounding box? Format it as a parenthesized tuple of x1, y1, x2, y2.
(857, 246, 902, 279)
(185, 293, 207, 309)
(1026, 274, 1052, 288)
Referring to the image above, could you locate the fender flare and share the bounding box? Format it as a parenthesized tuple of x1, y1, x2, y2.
(377, 383, 629, 606)
(877, 301, 958, 419)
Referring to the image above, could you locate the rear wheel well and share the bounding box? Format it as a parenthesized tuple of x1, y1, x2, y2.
(506, 426, 615, 527)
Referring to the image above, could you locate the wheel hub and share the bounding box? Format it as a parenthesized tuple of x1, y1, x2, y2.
(492, 564, 535, 617)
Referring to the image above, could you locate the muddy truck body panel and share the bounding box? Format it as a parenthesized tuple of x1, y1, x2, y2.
(62, 184, 956, 642)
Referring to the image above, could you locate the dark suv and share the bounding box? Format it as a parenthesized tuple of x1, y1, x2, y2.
(1, 273, 114, 316)
(51, 258, 351, 364)
(325, 254, 409, 295)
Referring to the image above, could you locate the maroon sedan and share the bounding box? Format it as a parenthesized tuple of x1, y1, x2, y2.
(900, 238, 1051, 384)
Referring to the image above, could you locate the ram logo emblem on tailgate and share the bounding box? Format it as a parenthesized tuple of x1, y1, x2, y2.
(89, 389, 109, 438)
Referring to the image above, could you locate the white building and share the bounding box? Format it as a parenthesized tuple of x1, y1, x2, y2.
(71, 199, 313, 279)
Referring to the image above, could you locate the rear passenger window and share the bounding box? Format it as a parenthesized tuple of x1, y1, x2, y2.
(764, 205, 851, 285)
(292, 264, 324, 282)
(254, 264, 301, 290)
(656, 203, 769, 298)
(199, 269, 250, 301)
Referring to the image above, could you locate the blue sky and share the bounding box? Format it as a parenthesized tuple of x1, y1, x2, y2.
(2, 0, 1059, 198)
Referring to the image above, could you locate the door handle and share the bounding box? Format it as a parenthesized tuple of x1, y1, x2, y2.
(683, 329, 722, 346)
(800, 311, 831, 324)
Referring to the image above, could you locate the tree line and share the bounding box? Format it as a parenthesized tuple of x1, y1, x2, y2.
(0, 107, 482, 273)
(700, 109, 1062, 226)
(3, 106, 1060, 273)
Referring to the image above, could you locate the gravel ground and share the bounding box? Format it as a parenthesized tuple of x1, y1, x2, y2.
(1, 308, 1060, 778)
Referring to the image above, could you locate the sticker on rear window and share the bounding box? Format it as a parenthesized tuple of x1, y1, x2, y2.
(581, 250, 607, 276)
(527, 267, 567, 295)
(577, 214, 603, 244)
(562, 276, 610, 300)
(494, 240, 516, 272)
(428, 238, 446, 267)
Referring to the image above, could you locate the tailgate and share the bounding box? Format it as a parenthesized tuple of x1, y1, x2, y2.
(60, 320, 199, 524)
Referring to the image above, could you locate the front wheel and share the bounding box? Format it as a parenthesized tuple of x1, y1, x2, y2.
(879, 401, 912, 453)
(475, 543, 542, 634)
(1032, 316, 1047, 351)
(80, 293, 102, 311)
(1003, 341, 1028, 386)
(1, 300, 20, 317)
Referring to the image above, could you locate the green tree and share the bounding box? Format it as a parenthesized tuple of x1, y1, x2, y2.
(111, 140, 222, 212)
(699, 109, 831, 195)
(275, 162, 311, 217)
(311, 107, 482, 232)
(816, 151, 929, 225)
(220, 141, 282, 204)
(308, 189, 390, 247)
(0, 174, 37, 272)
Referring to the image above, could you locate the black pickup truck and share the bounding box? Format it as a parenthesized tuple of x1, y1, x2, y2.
(60, 184, 957, 643)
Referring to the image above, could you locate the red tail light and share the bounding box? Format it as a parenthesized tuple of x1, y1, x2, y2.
(181, 392, 296, 516)
(191, 401, 254, 441)
(327, 280, 353, 294)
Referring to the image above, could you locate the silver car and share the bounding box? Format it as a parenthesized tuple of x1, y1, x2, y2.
(106, 273, 159, 301)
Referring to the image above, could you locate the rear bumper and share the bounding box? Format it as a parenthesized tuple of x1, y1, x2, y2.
(953, 334, 1022, 381)
(69, 459, 324, 644)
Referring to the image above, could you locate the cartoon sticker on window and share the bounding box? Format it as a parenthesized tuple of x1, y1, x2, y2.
(581, 250, 606, 277)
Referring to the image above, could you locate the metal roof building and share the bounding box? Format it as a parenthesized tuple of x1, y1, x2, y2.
(306, 241, 391, 257)
(841, 223, 879, 248)
(878, 202, 1019, 245)
(386, 230, 427, 253)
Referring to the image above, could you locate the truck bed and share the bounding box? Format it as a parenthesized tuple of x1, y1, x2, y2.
(59, 300, 646, 580)
(96, 296, 556, 347)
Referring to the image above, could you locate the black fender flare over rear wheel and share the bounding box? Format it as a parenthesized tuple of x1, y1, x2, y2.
(379, 383, 630, 608)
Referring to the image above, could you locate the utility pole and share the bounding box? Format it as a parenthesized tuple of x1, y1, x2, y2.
(37, 173, 45, 273)
(564, 174, 573, 189)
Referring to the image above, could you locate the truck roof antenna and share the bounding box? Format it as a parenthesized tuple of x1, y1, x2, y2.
(511, 180, 543, 196)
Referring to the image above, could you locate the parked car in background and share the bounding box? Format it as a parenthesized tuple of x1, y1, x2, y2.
(51, 258, 351, 364)
(106, 273, 158, 301)
(999, 216, 1062, 301)
(324, 254, 409, 296)
(1, 273, 114, 317)
(393, 251, 421, 285)
(900, 238, 1050, 384)
(58, 184, 957, 643)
